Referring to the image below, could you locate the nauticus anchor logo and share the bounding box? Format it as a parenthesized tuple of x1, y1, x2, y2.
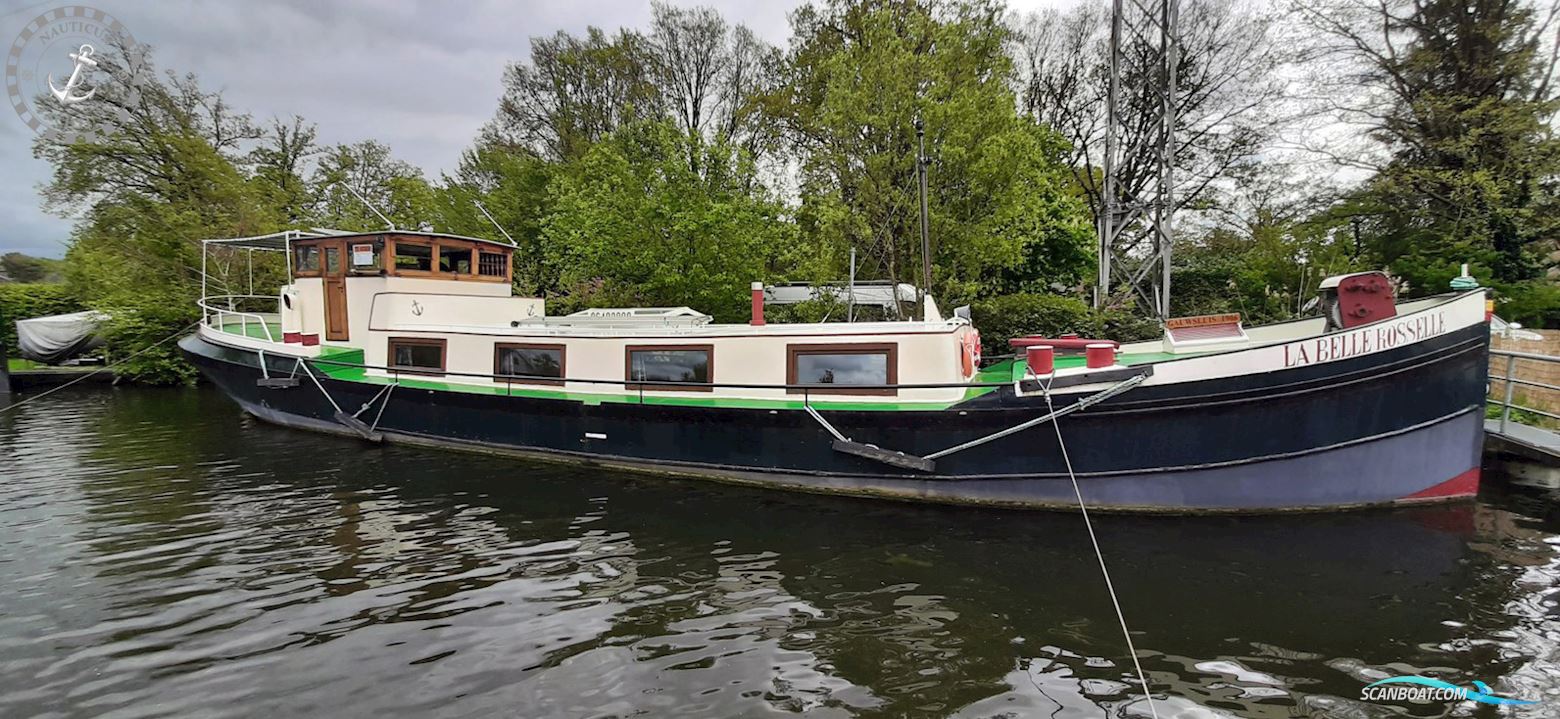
(1361, 675, 1536, 706)
(6, 5, 142, 140)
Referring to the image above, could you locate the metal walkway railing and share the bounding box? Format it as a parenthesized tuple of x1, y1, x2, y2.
(1489, 348, 1560, 433)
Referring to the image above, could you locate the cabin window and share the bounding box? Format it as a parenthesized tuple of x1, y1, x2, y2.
(626, 345, 713, 391)
(294, 245, 320, 274)
(439, 245, 474, 275)
(495, 343, 565, 385)
(786, 343, 897, 395)
(478, 252, 508, 278)
(388, 337, 446, 374)
(393, 242, 433, 272)
(324, 245, 343, 274)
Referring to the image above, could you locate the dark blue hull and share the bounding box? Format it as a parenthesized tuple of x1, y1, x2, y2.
(179, 321, 1489, 513)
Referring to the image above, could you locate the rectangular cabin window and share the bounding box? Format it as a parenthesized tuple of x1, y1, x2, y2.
(786, 343, 897, 395)
(294, 245, 320, 274)
(388, 337, 446, 375)
(324, 245, 342, 274)
(495, 343, 565, 385)
(626, 345, 713, 391)
(439, 245, 474, 275)
(478, 252, 507, 278)
(394, 243, 433, 272)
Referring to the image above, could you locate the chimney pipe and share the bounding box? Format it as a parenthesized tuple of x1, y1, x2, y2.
(751, 282, 765, 326)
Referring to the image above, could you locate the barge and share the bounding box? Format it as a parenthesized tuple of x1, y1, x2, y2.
(182, 230, 1489, 512)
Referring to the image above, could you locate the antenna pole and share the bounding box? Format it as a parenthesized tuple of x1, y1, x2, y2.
(341, 182, 396, 231)
(474, 200, 519, 247)
(915, 118, 932, 321)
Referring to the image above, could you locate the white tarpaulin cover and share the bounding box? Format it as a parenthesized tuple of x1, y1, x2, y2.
(15, 311, 108, 364)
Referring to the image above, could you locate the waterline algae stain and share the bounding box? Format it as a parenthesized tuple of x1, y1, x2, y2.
(0, 386, 1556, 716)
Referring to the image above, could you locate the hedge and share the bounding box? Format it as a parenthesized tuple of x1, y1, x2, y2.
(0, 283, 83, 352)
(971, 293, 1160, 356)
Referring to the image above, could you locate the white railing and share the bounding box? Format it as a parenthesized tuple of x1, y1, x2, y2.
(199, 295, 282, 343)
(1489, 348, 1560, 433)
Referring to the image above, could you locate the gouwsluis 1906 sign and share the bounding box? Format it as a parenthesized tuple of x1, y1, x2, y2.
(1283, 311, 1449, 368)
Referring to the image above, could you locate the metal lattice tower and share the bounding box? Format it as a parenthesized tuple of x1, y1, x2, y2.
(1095, 0, 1180, 321)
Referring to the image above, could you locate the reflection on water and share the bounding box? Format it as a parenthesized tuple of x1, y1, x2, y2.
(0, 387, 1556, 717)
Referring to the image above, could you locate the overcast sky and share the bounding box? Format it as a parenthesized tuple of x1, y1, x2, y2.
(0, 0, 1061, 258)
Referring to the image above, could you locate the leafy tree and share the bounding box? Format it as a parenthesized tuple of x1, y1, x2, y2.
(0, 253, 65, 284)
(543, 121, 791, 320)
(310, 140, 436, 232)
(34, 38, 275, 382)
(648, 2, 784, 163)
(778, 0, 1094, 304)
(1294, 0, 1560, 304)
(488, 27, 664, 161)
(248, 116, 320, 227)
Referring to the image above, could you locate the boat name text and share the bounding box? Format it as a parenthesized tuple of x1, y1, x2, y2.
(1284, 312, 1447, 368)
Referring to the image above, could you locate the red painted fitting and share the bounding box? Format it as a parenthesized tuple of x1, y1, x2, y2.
(1026, 345, 1055, 376)
(751, 282, 765, 326)
(302, 334, 320, 347)
(283, 332, 302, 343)
(1085, 343, 1115, 368)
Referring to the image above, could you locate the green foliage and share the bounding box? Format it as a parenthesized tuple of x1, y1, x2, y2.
(0, 283, 82, 350)
(543, 121, 792, 321)
(780, 0, 1094, 302)
(311, 140, 436, 231)
(0, 253, 65, 283)
(970, 293, 1158, 355)
(432, 145, 557, 295)
(1313, 0, 1560, 301)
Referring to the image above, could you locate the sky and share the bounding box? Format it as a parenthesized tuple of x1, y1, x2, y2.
(0, 0, 1062, 259)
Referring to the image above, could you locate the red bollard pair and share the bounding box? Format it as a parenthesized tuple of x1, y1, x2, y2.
(1026, 343, 1116, 376)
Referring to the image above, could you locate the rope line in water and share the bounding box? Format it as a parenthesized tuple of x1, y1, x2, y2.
(1039, 374, 1160, 719)
(0, 319, 201, 416)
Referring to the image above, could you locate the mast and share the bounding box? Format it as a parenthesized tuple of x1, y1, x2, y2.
(915, 118, 933, 319)
(1096, 0, 1180, 321)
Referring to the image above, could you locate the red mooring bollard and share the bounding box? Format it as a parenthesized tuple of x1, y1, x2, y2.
(1085, 343, 1116, 369)
(1026, 345, 1055, 376)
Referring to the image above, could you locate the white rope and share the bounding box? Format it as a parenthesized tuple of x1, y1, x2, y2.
(1039, 374, 1160, 719)
(0, 318, 201, 416)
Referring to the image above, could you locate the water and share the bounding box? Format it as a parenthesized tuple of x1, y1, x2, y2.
(0, 387, 1557, 718)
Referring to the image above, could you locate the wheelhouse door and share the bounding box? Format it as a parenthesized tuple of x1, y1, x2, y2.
(323, 242, 349, 341)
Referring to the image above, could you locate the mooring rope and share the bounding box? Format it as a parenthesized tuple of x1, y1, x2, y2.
(0, 318, 202, 416)
(1038, 374, 1160, 719)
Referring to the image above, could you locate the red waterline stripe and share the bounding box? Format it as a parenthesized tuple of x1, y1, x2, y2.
(1404, 467, 1480, 499)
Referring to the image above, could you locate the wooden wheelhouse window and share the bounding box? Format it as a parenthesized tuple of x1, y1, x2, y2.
(478, 251, 508, 278)
(388, 337, 446, 375)
(786, 343, 897, 396)
(626, 345, 713, 392)
(439, 244, 474, 275)
(294, 244, 321, 275)
(495, 343, 565, 386)
(393, 242, 433, 272)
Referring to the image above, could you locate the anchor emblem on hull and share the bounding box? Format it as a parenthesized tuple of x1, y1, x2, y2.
(48, 44, 98, 106)
(411, 300, 424, 316)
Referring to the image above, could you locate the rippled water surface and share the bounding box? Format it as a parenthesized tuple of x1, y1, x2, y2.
(1, 386, 1558, 718)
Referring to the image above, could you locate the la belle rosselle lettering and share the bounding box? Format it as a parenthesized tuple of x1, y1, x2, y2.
(1284, 312, 1448, 368)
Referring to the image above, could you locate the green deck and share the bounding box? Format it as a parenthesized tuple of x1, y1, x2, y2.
(218, 321, 284, 341)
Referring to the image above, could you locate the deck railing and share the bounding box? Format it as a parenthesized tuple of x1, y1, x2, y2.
(199, 295, 281, 343)
(1489, 348, 1560, 433)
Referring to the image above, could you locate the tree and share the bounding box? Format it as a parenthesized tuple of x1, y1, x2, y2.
(543, 121, 791, 320)
(309, 140, 435, 232)
(1009, 0, 1293, 256)
(0, 253, 64, 284)
(648, 2, 784, 163)
(778, 0, 1094, 303)
(1293, 0, 1560, 300)
(248, 116, 319, 227)
(488, 27, 663, 161)
(34, 37, 276, 382)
